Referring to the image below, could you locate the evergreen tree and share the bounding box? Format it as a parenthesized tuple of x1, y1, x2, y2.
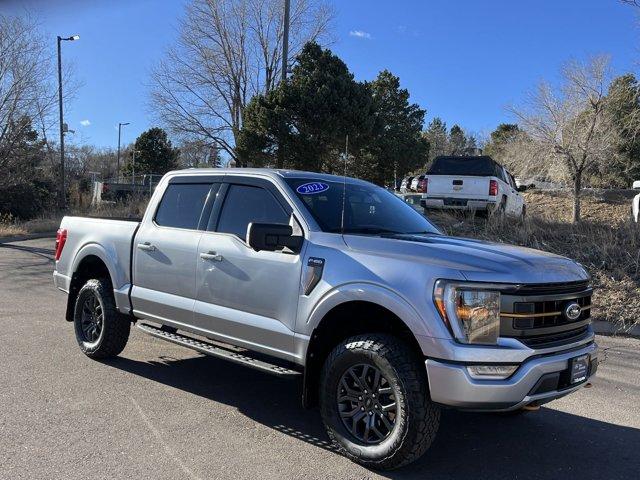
(124, 127, 179, 176)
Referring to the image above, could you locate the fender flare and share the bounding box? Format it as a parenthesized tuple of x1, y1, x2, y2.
(306, 282, 430, 339)
(71, 242, 130, 312)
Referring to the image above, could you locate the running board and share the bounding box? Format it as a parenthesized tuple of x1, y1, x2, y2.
(136, 323, 301, 377)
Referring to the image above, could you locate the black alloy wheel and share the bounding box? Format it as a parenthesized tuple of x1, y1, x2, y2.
(337, 364, 398, 444)
(79, 291, 104, 343)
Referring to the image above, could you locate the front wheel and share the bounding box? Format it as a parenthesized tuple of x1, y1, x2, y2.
(319, 334, 440, 470)
(73, 278, 130, 358)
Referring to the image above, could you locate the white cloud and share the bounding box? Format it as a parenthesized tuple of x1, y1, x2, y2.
(80, 119, 91, 127)
(349, 30, 372, 40)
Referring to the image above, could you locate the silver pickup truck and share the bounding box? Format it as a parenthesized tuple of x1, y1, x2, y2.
(53, 168, 597, 470)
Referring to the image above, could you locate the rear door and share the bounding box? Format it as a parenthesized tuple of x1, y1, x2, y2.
(194, 176, 304, 360)
(131, 178, 220, 326)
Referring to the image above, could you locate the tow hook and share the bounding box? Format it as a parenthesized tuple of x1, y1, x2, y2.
(522, 404, 540, 411)
(584, 382, 593, 389)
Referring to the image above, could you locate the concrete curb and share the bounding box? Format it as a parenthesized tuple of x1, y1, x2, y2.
(592, 320, 640, 338)
(0, 232, 57, 244)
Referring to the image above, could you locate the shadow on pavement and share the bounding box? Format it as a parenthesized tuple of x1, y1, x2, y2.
(0, 242, 55, 261)
(105, 353, 639, 480)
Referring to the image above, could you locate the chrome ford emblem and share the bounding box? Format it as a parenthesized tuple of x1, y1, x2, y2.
(564, 302, 582, 321)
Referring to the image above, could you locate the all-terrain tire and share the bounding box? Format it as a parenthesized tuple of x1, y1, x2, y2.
(319, 334, 440, 470)
(73, 278, 130, 358)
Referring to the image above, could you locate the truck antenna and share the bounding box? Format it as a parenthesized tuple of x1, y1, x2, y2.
(340, 135, 349, 235)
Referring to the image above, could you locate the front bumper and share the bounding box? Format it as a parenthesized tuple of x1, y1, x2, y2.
(426, 341, 598, 411)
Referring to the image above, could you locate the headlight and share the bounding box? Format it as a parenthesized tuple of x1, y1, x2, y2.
(433, 280, 502, 345)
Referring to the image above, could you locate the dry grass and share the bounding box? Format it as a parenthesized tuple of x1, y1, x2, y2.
(428, 189, 639, 329)
(0, 196, 149, 238)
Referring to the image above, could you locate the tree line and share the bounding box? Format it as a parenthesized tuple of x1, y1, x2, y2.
(4, 1, 640, 224)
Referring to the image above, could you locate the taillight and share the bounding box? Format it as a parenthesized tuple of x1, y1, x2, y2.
(418, 178, 428, 193)
(102, 183, 109, 193)
(55, 228, 67, 261)
(489, 179, 498, 196)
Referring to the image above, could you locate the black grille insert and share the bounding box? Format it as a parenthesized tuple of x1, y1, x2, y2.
(516, 326, 590, 349)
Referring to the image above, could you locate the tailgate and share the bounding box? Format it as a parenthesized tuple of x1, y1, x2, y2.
(425, 175, 490, 198)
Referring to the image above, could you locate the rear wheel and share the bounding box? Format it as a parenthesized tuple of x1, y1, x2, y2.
(319, 334, 440, 470)
(73, 278, 130, 358)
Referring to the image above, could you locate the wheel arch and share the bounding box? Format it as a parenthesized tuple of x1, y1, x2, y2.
(302, 299, 425, 408)
(66, 251, 114, 322)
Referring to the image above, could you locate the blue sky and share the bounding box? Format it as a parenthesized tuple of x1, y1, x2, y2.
(5, 0, 639, 148)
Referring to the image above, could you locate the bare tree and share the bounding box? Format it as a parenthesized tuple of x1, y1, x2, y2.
(509, 56, 619, 223)
(0, 15, 54, 183)
(621, 0, 640, 8)
(150, 0, 334, 165)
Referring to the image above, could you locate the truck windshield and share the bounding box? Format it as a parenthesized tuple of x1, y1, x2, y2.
(285, 178, 441, 235)
(427, 156, 499, 176)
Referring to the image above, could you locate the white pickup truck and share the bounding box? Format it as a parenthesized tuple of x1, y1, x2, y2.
(420, 156, 525, 217)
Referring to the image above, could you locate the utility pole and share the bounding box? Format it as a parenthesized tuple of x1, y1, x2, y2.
(116, 122, 129, 182)
(276, 0, 291, 169)
(281, 0, 290, 82)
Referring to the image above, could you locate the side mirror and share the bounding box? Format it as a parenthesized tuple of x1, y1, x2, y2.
(246, 223, 302, 253)
(633, 180, 640, 190)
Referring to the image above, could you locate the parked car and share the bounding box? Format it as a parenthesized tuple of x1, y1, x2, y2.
(410, 174, 425, 192)
(53, 168, 597, 470)
(421, 155, 525, 217)
(400, 175, 414, 193)
(632, 180, 640, 222)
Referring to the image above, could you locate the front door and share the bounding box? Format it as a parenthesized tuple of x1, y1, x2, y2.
(194, 178, 304, 360)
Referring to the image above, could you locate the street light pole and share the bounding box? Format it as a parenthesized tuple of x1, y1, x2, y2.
(56, 34, 79, 209)
(116, 122, 129, 182)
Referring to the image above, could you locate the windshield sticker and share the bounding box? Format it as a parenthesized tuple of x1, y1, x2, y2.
(296, 182, 329, 195)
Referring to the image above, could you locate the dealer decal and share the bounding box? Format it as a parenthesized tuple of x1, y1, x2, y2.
(296, 182, 330, 195)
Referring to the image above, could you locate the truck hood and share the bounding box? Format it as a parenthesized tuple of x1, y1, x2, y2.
(343, 233, 589, 285)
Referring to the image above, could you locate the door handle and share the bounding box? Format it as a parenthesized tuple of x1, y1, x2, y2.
(200, 251, 223, 262)
(137, 242, 156, 252)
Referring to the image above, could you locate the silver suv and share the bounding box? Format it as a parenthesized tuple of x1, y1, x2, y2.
(53, 169, 598, 470)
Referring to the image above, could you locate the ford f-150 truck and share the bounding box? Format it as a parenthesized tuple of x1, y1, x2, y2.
(420, 155, 525, 217)
(53, 168, 597, 470)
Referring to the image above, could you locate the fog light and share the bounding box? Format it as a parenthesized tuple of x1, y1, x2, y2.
(467, 365, 518, 380)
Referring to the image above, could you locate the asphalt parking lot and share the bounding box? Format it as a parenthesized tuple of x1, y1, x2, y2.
(1, 237, 639, 480)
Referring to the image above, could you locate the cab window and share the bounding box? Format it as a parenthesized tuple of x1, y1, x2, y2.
(155, 183, 213, 230)
(217, 184, 289, 239)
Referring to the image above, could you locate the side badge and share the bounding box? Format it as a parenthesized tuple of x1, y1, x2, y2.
(303, 257, 325, 295)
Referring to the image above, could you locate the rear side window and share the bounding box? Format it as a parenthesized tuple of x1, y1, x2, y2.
(155, 183, 212, 229)
(217, 184, 289, 238)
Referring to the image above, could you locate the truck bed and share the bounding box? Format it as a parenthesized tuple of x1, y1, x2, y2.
(54, 216, 141, 314)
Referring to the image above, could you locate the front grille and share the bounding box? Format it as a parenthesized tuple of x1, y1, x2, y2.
(500, 281, 593, 348)
(511, 295, 591, 329)
(518, 326, 591, 349)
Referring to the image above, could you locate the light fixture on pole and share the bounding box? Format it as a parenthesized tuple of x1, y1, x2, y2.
(116, 122, 130, 182)
(57, 34, 80, 209)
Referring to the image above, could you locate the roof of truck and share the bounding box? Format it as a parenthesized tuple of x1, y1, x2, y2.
(169, 168, 370, 184)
